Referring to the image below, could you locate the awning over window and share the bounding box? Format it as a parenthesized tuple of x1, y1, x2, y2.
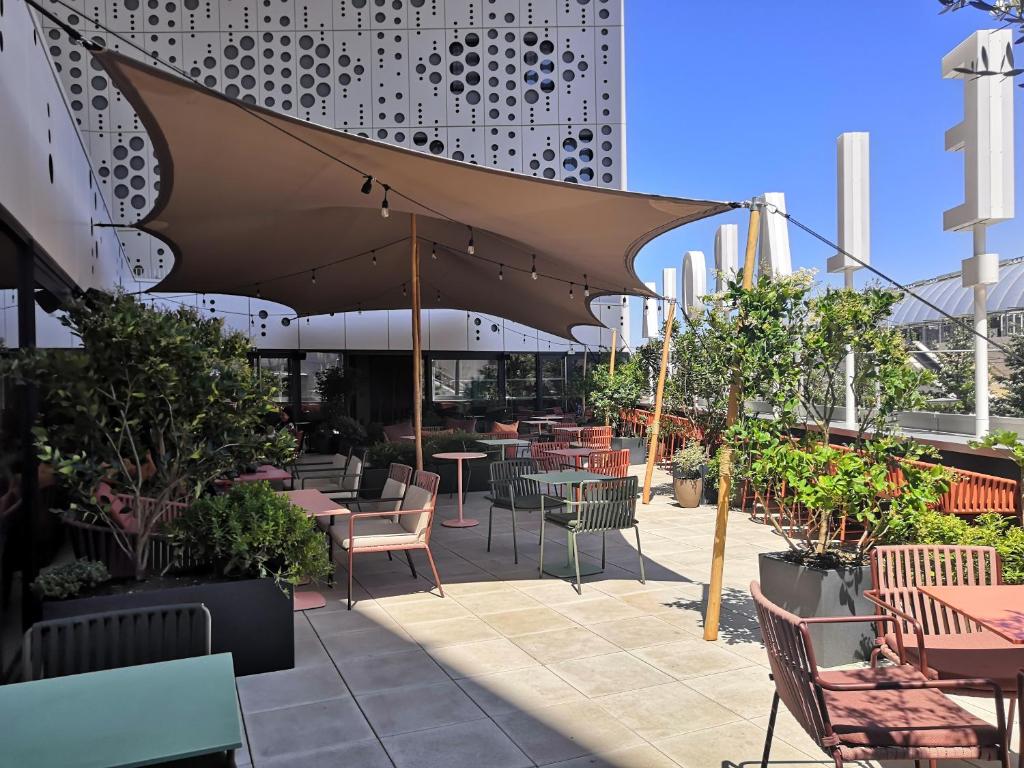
(95, 49, 734, 340)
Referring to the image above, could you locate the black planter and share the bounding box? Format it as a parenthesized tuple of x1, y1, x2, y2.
(42, 576, 294, 676)
(612, 436, 646, 464)
(757, 551, 874, 667)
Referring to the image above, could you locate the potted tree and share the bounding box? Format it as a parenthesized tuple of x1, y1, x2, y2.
(720, 273, 949, 665)
(671, 441, 706, 508)
(588, 357, 647, 461)
(7, 290, 310, 674)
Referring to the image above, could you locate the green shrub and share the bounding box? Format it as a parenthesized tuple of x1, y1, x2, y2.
(31, 559, 110, 600)
(886, 509, 1024, 584)
(170, 481, 331, 590)
(671, 441, 707, 480)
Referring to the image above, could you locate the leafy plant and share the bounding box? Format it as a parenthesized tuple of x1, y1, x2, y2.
(886, 510, 1024, 585)
(587, 355, 646, 430)
(31, 559, 111, 600)
(928, 324, 976, 414)
(938, 1, 1023, 89)
(994, 334, 1024, 417)
(668, 307, 731, 450)
(4, 290, 295, 580)
(169, 481, 331, 591)
(671, 441, 707, 480)
(970, 430, 1024, 515)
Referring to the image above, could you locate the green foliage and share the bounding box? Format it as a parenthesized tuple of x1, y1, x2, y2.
(668, 308, 731, 449)
(366, 431, 488, 468)
(169, 481, 331, 590)
(3, 290, 294, 579)
(315, 365, 354, 426)
(31, 559, 111, 600)
(970, 430, 1024, 514)
(929, 324, 976, 414)
(671, 440, 706, 479)
(994, 333, 1024, 417)
(886, 510, 1024, 585)
(587, 356, 646, 429)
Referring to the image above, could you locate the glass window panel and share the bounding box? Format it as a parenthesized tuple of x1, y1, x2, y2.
(300, 352, 342, 405)
(505, 353, 537, 401)
(431, 358, 498, 402)
(259, 356, 291, 404)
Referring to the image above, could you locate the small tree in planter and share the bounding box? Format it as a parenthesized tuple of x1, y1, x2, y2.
(671, 441, 707, 508)
(669, 307, 732, 450)
(5, 290, 295, 580)
(586, 355, 646, 431)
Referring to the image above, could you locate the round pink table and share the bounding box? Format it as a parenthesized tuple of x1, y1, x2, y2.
(433, 451, 486, 528)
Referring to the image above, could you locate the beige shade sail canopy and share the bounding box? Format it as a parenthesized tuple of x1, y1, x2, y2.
(95, 50, 734, 339)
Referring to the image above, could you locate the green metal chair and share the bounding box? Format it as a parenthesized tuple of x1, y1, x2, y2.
(540, 476, 644, 594)
(486, 459, 562, 564)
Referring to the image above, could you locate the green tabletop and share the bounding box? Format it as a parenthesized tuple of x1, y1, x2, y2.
(477, 439, 530, 446)
(0, 653, 242, 768)
(524, 470, 611, 485)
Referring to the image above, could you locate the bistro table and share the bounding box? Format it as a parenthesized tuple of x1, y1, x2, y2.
(280, 489, 349, 610)
(433, 451, 487, 528)
(0, 653, 242, 768)
(541, 446, 603, 470)
(477, 437, 531, 460)
(236, 464, 293, 487)
(919, 584, 1024, 644)
(523, 469, 612, 579)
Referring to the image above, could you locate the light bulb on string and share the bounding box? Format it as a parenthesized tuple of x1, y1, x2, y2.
(436, 289, 441, 303)
(402, 282, 407, 297)
(584, 274, 590, 297)
(467, 228, 475, 255)
(380, 185, 390, 218)
(498, 264, 504, 281)
(569, 282, 574, 300)
(371, 251, 377, 267)
(311, 269, 317, 286)
(531, 254, 537, 280)
(256, 284, 262, 299)
(360, 175, 373, 195)
(431, 242, 437, 260)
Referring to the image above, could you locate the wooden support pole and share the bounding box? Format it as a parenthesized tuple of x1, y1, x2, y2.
(641, 299, 675, 504)
(410, 215, 424, 471)
(704, 205, 760, 641)
(605, 328, 617, 427)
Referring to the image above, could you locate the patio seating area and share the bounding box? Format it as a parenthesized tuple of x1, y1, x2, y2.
(225, 460, 1021, 768)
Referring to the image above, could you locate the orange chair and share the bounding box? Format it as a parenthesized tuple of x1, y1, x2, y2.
(579, 426, 612, 449)
(589, 449, 630, 478)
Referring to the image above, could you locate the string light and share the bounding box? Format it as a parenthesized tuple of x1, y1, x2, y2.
(584, 274, 589, 297)
(401, 282, 407, 297)
(498, 263, 504, 281)
(311, 269, 317, 286)
(467, 228, 475, 255)
(531, 254, 537, 280)
(431, 242, 437, 260)
(569, 282, 574, 300)
(380, 185, 390, 218)
(371, 251, 377, 266)
(360, 175, 373, 195)
(256, 284, 262, 298)
(436, 289, 441, 302)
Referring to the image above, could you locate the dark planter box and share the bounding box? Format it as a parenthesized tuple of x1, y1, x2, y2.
(612, 436, 646, 465)
(757, 551, 874, 667)
(42, 576, 294, 676)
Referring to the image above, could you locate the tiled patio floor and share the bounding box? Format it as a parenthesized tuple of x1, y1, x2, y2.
(233, 465, 1019, 768)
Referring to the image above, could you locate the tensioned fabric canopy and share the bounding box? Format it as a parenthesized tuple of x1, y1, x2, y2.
(95, 49, 734, 340)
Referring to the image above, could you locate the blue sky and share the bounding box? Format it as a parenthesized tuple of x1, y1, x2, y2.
(624, 0, 1024, 340)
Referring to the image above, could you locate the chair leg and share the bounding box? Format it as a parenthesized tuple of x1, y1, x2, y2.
(424, 546, 444, 597)
(346, 549, 354, 610)
(538, 515, 546, 579)
(761, 692, 779, 768)
(404, 550, 417, 579)
(387, 551, 393, 561)
(634, 525, 646, 584)
(510, 503, 519, 565)
(571, 533, 582, 595)
(487, 505, 494, 552)
(601, 532, 606, 569)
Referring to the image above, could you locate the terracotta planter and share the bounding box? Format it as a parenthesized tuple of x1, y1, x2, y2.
(673, 476, 703, 508)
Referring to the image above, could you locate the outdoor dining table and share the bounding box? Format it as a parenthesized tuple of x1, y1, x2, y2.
(0, 653, 242, 768)
(523, 469, 612, 579)
(236, 463, 292, 487)
(280, 489, 349, 610)
(919, 584, 1024, 644)
(542, 446, 603, 469)
(433, 451, 487, 528)
(476, 437, 531, 460)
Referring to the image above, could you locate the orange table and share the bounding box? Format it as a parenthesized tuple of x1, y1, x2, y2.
(920, 585, 1024, 644)
(279, 489, 349, 610)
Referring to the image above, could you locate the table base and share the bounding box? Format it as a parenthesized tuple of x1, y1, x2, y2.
(543, 559, 603, 579)
(293, 591, 327, 611)
(442, 518, 479, 528)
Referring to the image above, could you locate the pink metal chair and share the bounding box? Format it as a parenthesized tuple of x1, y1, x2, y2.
(867, 545, 1024, 697)
(588, 449, 630, 478)
(752, 580, 1011, 768)
(333, 470, 443, 609)
(579, 426, 612, 449)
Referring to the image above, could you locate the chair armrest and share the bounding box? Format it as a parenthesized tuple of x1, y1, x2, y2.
(347, 497, 403, 511)
(348, 508, 431, 539)
(862, 591, 929, 671)
(800, 615, 910, 667)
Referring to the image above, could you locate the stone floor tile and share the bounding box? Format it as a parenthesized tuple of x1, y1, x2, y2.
(307, 604, 396, 636)
(257, 740, 394, 768)
(245, 697, 375, 760)
(509, 625, 619, 664)
(653, 720, 814, 768)
(587, 615, 690, 650)
(380, 597, 472, 624)
(684, 666, 778, 718)
(399, 614, 502, 649)
(541, 744, 682, 768)
(492, 699, 644, 765)
(548, 651, 673, 697)
(355, 681, 486, 736)
(480, 606, 577, 636)
(630, 639, 753, 680)
(455, 665, 587, 715)
(382, 719, 532, 768)
(236, 663, 349, 715)
(595, 682, 742, 741)
(320, 623, 418, 661)
(335, 648, 449, 694)
(549, 594, 649, 625)
(427, 637, 540, 678)
(454, 588, 542, 615)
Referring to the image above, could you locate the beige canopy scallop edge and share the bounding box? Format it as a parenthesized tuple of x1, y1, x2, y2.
(95, 49, 735, 340)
